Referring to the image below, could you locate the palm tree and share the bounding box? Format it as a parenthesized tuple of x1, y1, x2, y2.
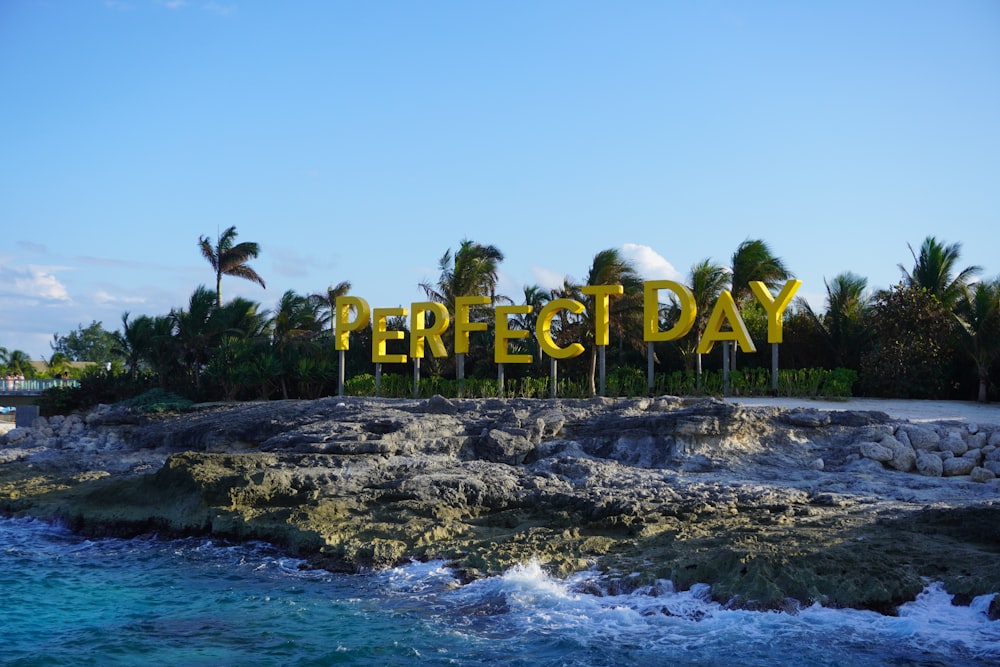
(116, 312, 155, 381)
(899, 236, 981, 310)
(954, 278, 1000, 402)
(216, 296, 269, 340)
(142, 315, 178, 386)
(728, 239, 792, 367)
(420, 239, 506, 311)
(581, 248, 643, 396)
(419, 239, 507, 375)
(513, 284, 551, 365)
(44, 352, 70, 379)
(803, 272, 871, 369)
(171, 286, 221, 390)
(269, 290, 325, 399)
(199, 226, 266, 306)
(686, 259, 729, 376)
(730, 239, 791, 306)
(3, 349, 34, 378)
(270, 290, 324, 346)
(310, 281, 352, 338)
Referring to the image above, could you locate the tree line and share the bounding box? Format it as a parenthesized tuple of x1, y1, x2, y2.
(5, 228, 998, 411)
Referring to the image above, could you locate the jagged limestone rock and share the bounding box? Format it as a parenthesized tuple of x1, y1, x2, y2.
(2, 396, 999, 614)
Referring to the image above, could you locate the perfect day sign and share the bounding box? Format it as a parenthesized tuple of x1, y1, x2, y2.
(334, 280, 802, 364)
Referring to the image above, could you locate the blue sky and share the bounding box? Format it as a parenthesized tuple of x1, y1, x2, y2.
(1, 0, 998, 360)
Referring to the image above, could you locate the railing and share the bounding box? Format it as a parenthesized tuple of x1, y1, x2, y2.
(0, 379, 80, 394)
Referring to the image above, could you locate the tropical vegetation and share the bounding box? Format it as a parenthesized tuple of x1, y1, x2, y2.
(2, 229, 995, 416)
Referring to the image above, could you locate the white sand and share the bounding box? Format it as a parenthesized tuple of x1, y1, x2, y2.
(728, 397, 1000, 426)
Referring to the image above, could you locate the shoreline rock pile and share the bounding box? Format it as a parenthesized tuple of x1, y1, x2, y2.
(857, 421, 1000, 482)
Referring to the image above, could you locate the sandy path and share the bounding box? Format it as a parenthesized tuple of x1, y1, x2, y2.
(728, 396, 1000, 426)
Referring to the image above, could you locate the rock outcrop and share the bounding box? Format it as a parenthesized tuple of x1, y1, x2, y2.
(2, 396, 998, 615)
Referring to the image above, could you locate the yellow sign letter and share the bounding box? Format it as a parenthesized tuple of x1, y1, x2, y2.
(537, 298, 586, 360)
(581, 284, 623, 347)
(696, 291, 756, 354)
(335, 296, 371, 351)
(372, 306, 408, 364)
(494, 305, 532, 364)
(643, 280, 696, 342)
(410, 301, 450, 359)
(750, 279, 802, 344)
(454, 296, 490, 355)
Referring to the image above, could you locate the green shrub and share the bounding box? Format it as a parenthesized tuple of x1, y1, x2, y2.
(118, 388, 193, 413)
(345, 373, 377, 396)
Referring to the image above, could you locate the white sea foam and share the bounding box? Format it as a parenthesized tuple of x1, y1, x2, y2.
(379, 558, 1000, 664)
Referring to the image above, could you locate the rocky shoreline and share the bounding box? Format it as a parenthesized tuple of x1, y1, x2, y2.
(2, 395, 999, 616)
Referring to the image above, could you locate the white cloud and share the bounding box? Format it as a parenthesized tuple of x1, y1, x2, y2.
(530, 266, 568, 291)
(94, 290, 147, 306)
(0, 265, 71, 302)
(161, 0, 188, 9)
(621, 243, 683, 281)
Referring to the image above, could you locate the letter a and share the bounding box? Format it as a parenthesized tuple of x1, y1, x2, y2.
(696, 291, 756, 354)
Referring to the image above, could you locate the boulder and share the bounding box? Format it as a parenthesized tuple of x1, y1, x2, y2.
(962, 448, 983, 465)
(940, 432, 968, 456)
(877, 434, 916, 472)
(859, 441, 893, 463)
(915, 450, 943, 477)
(476, 428, 535, 465)
(901, 425, 940, 451)
(4, 428, 30, 444)
(970, 467, 996, 483)
(942, 456, 977, 477)
(968, 432, 988, 451)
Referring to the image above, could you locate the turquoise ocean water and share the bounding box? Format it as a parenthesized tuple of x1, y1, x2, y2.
(2, 516, 998, 666)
